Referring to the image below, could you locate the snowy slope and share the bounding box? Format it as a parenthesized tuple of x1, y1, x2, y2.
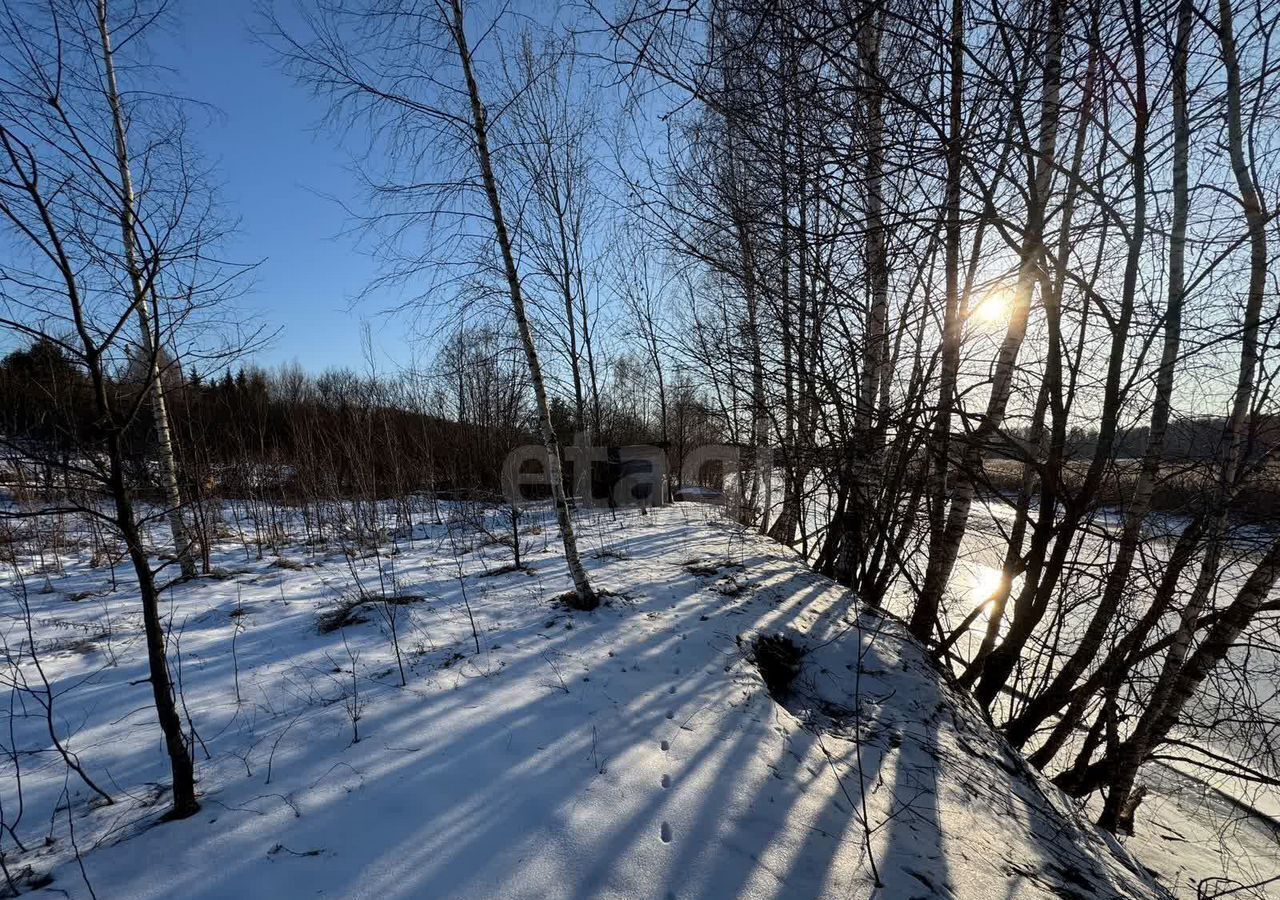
(0, 503, 1169, 898)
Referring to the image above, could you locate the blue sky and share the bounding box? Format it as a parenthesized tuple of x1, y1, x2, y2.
(131, 0, 661, 380)
(152, 0, 412, 373)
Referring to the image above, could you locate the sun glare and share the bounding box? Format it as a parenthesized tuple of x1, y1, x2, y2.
(970, 566, 1006, 611)
(970, 289, 1013, 325)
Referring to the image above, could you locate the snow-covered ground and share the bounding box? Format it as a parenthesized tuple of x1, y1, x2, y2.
(0, 502, 1180, 897)
(765, 474, 1280, 900)
(1113, 763, 1280, 899)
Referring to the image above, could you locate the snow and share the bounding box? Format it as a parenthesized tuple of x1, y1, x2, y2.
(0, 503, 1172, 898)
(1106, 764, 1280, 898)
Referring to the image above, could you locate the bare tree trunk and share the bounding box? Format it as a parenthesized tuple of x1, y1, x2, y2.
(448, 0, 596, 609)
(714, 5, 769, 531)
(1006, 1, 1177, 742)
(976, 6, 1111, 712)
(1095, 0, 1267, 828)
(733, 211, 768, 528)
(767, 208, 800, 545)
(959, 32, 1094, 680)
(1031, 514, 1207, 771)
(96, 0, 195, 580)
(109, 440, 200, 818)
(956, 376, 1048, 682)
(854, 8, 888, 465)
(916, 0, 1066, 641)
(557, 222, 587, 434)
(835, 8, 887, 585)
(914, 0, 967, 641)
(1, 112, 201, 816)
(916, 0, 1064, 645)
(572, 217, 604, 439)
(1065, 532, 1280, 820)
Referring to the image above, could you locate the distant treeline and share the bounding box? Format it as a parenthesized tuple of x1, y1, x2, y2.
(1, 335, 725, 505)
(0, 338, 522, 501)
(1002, 418, 1280, 463)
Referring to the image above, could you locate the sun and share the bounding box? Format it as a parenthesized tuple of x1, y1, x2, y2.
(970, 288, 1013, 325)
(970, 566, 1006, 610)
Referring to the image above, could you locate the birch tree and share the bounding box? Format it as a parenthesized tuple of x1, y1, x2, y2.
(0, 0, 247, 818)
(94, 0, 197, 580)
(268, 0, 599, 609)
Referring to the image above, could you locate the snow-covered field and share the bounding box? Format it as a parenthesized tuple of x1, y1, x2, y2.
(0, 501, 1188, 898)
